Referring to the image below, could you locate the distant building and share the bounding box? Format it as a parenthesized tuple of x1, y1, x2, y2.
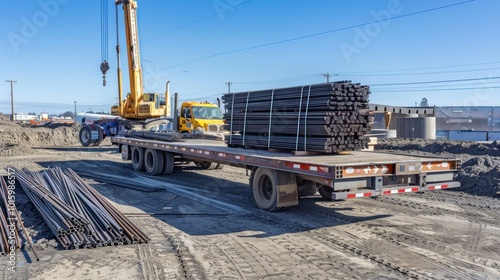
(14, 113, 37, 121)
(39, 113, 49, 121)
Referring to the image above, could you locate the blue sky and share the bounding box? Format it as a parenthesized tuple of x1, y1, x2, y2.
(1, 0, 499, 115)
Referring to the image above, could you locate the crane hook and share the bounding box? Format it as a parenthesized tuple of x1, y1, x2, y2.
(100, 60, 110, 86)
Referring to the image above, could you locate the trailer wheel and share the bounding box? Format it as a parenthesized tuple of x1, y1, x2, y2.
(318, 185, 333, 201)
(79, 126, 92, 147)
(214, 163, 224, 170)
(163, 152, 175, 175)
(199, 161, 218, 170)
(252, 168, 281, 212)
(92, 126, 104, 146)
(131, 147, 145, 172)
(79, 125, 103, 147)
(144, 149, 164, 175)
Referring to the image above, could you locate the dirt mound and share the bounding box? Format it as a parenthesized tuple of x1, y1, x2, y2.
(0, 113, 8, 122)
(376, 138, 500, 198)
(458, 157, 500, 197)
(376, 138, 500, 156)
(0, 120, 83, 156)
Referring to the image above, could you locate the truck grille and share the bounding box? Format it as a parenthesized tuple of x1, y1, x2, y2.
(208, 124, 222, 132)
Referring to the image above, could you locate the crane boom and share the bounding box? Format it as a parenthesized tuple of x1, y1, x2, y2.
(121, 0, 142, 114)
(105, 0, 168, 120)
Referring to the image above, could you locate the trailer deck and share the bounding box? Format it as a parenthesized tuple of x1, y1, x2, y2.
(111, 136, 461, 210)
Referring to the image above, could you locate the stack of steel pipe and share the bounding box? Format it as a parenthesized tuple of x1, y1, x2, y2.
(0, 177, 21, 255)
(9, 166, 149, 249)
(222, 81, 373, 153)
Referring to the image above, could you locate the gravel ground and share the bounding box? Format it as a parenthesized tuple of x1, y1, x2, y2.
(0, 116, 499, 279)
(376, 138, 500, 197)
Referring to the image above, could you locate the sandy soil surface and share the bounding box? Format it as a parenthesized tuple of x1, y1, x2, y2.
(0, 114, 499, 279)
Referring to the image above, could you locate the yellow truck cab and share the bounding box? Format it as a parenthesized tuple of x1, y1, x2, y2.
(178, 101, 226, 135)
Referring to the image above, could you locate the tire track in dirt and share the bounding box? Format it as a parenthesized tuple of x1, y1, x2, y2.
(137, 244, 159, 280)
(360, 195, 500, 228)
(235, 212, 410, 278)
(269, 198, 500, 279)
(160, 230, 206, 279)
(189, 219, 384, 279)
(467, 222, 483, 253)
(133, 217, 207, 280)
(325, 197, 500, 278)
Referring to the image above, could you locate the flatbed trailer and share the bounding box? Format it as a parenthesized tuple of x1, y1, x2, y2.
(111, 136, 461, 211)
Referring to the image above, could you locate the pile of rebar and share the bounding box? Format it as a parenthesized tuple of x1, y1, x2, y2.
(10, 167, 149, 250)
(0, 177, 21, 255)
(222, 81, 373, 153)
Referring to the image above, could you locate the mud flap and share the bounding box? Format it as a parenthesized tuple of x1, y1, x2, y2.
(275, 170, 298, 208)
(121, 145, 130, 160)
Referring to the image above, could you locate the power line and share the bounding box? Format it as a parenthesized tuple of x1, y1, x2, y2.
(370, 76, 500, 86)
(339, 67, 500, 77)
(373, 85, 500, 93)
(10, 1, 479, 98)
(156, 0, 475, 71)
(337, 61, 500, 75)
(18, 61, 99, 92)
(19, 82, 103, 96)
(233, 74, 318, 85)
(321, 73, 338, 83)
(374, 81, 500, 90)
(0, 100, 112, 107)
(144, 0, 253, 41)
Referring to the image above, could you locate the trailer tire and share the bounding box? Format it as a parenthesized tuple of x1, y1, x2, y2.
(92, 126, 104, 146)
(252, 168, 281, 212)
(131, 147, 145, 172)
(199, 161, 217, 170)
(79, 126, 92, 147)
(163, 152, 175, 175)
(144, 149, 164, 176)
(318, 185, 333, 201)
(214, 163, 224, 170)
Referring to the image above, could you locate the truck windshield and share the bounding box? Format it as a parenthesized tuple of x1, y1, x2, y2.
(192, 106, 223, 120)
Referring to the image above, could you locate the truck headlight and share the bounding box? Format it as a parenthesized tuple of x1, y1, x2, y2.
(193, 127, 204, 134)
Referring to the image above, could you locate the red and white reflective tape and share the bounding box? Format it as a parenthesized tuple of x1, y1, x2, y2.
(284, 162, 329, 173)
(333, 191, 373, 200)
(428, 184, 448, 190)
(347, 192, 373, 199)
(383, 187, 419, 195)
(334, 184, 455, 200)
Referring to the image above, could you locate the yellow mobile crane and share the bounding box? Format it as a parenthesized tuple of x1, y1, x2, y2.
(102, 0, 168, 119)
(78, 0, 225, 146)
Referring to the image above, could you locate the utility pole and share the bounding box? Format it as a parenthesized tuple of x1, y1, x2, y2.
(225, 81, 232, 94)
(74, 101, 77, 119)
(5, 80, 17, 121)
(321, 73, 338, 83)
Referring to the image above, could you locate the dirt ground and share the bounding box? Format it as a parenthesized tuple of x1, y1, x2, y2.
(0, 113, 499, 279)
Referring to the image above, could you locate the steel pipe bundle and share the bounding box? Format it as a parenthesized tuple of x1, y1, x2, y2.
(222, 82, 373, 153)
(9, 166, 149, 249)
(0, 177, 21, 255)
